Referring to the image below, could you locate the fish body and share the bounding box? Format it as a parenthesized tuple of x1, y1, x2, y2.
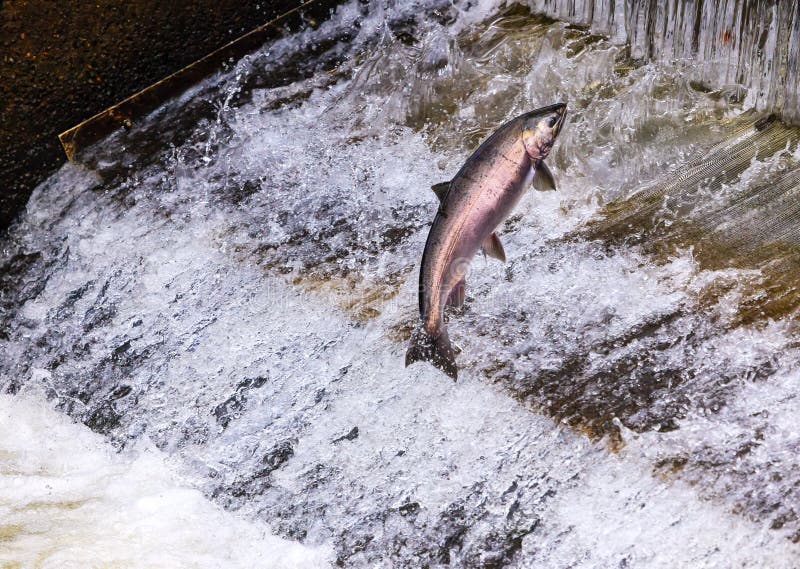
(406, 103, 567, 379)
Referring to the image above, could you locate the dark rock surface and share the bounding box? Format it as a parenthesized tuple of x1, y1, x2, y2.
(0, 0, 335, 232)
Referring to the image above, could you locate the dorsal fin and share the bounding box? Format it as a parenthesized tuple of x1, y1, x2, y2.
(532, 162, 557, 191)
(431, 181, 450, 202)
(481, 232, 506, 262)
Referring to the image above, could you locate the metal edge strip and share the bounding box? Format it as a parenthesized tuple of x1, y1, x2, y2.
(58, 0, 329, 160)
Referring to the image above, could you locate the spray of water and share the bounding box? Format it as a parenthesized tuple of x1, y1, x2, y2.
(2, 1, 800, 565)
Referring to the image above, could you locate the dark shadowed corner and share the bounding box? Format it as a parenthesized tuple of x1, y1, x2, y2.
(0, 0, 339, 233)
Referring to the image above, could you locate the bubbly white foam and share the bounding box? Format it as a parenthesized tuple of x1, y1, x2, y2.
(2, 0, 800, 565)
(0, 394, 332, 568)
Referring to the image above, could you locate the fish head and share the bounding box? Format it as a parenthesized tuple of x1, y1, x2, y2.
(522, 103, 567, 161)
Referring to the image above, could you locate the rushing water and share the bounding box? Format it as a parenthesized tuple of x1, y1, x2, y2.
(530, 0, 800, 122)
(0, 394, 332, 568)
(3, 0, 800, 566)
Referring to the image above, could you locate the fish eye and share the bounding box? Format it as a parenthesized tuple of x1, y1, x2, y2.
(547, 115, 558, 127)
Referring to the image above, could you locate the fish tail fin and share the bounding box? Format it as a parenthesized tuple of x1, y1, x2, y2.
(405, 326, 458, 380)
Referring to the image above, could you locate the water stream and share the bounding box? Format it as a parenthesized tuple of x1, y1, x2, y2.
(2, 1, 800, 566)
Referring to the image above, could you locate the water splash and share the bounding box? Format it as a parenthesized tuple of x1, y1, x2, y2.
(2, 0, 800, 565)
(527, 0, 800, 122)
(0, 394, 332, 568)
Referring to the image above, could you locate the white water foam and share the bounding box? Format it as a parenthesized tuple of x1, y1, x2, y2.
(2, 0, 800, 565)
(0, 394, 332, 568)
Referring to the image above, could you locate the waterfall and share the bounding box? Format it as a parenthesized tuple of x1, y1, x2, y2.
(2, 0, 800, 565)
(528, 0, 800, 121)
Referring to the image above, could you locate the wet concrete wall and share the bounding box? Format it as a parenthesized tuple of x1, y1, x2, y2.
(0, 0, 335, 232)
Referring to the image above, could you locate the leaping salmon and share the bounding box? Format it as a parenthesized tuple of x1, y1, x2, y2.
(405, 103, 567, 379)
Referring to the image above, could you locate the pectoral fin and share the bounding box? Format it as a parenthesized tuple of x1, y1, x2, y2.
(431, 181, 450, 202)
(446, 278, 466, 309)
(532, 162, 557, 192)
(481, 232, 506, 262)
